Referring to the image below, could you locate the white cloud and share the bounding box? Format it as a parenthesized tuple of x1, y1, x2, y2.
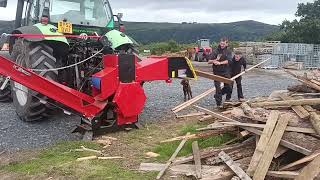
(0, 0, 314, 25)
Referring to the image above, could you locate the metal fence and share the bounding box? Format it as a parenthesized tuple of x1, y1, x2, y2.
(256, 43, 320, 69)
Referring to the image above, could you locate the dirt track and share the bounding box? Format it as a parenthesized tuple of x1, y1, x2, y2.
(0, 57, 298, 152)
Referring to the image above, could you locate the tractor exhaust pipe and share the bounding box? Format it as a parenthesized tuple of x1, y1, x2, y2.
(15, 0, 24, 28)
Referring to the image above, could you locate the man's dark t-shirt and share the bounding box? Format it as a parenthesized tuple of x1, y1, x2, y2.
(231, 57, 247, 76)
(209, 45, 233, 75)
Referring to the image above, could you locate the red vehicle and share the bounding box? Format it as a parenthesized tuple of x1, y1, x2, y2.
(194, 39, 213, 62)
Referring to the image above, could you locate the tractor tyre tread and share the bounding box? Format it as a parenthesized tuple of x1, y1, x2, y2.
(11, 40, 58, 122)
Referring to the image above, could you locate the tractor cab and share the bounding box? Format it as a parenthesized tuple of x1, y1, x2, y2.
(9, 0, 124, 35)
(197, 39, 210, 49)
(194, 39, 212, 62)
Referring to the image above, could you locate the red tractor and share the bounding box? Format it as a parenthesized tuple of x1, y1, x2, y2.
(194, 39, 213, 62)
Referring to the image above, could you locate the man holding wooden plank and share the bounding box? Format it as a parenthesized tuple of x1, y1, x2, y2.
(208, 37, 233, 108)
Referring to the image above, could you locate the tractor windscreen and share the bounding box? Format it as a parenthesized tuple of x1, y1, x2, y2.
(50, 0, 113, 27)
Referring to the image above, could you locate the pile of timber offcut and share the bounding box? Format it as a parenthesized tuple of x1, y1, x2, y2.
(140, 70, 320, 179)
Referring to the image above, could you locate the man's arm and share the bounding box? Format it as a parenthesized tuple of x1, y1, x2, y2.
(217, 50, 232, 65)
(242, 58, 247, 70)
(208, 50, 219, 64)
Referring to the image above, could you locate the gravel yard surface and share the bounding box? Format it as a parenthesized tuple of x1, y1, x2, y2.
(0, 60, 298, 152)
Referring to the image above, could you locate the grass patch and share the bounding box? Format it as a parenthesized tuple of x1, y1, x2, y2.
(1, 141, 156, 179)
(153, 124, 235, 161)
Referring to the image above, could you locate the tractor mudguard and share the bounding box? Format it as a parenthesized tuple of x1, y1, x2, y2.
(105, 30, 135, 50)
(9, 23, 69, 53)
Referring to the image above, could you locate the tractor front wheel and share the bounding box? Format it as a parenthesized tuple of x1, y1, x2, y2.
(11, 39, 58, 122)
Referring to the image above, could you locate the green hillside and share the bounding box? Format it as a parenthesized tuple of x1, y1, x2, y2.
(0, 20, 279, 44)
(124, 20, 280, 44)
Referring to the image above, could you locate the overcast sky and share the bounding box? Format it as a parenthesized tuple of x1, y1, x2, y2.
(0, 0, 314, 25)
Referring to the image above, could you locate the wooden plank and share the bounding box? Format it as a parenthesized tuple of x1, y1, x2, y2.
(253, 116, 289, 180)
(279, 94, 310, 120)
(280, 151, 320, 171)
(267, 171, 299, 179)
(195, 70, 233, 84)
(231, 58, 271, 80)
(176, 112, 206, 119)
(251, 98, 320, 108)
(193, 106, 312, 155)
(220, 121, 316, 134)
(192, 141, 202, 179)
(246, 111, 280, 176)
(172, 88, 216, 113)
(160, 129, 234, 143)
(295, 154, 320, 180)
(218, 151, 252, 180)
(305, 105, 320, 135)
(156, 132, 190, 179)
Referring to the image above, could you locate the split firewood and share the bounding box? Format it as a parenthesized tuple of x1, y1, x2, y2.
(76, 156, 123, 161)
(145, 152, 160, 158)
(76, 156, 98, 161)
(75, 146, 104, 155)
(97, 156, 123, 160)
(160, 129, 235, 143)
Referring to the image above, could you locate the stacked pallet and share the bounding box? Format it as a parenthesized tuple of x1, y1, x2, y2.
(140, 70, 320, 179)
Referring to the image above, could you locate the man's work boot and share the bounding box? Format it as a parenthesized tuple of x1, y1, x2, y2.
(239, 98, 245, 102)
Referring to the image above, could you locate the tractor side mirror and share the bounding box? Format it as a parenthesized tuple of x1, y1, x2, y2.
(0, 0, 8, 7)
(117, 13, 123, 19)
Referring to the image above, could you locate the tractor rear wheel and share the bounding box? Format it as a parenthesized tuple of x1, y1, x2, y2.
(11, 39, 58, 122)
